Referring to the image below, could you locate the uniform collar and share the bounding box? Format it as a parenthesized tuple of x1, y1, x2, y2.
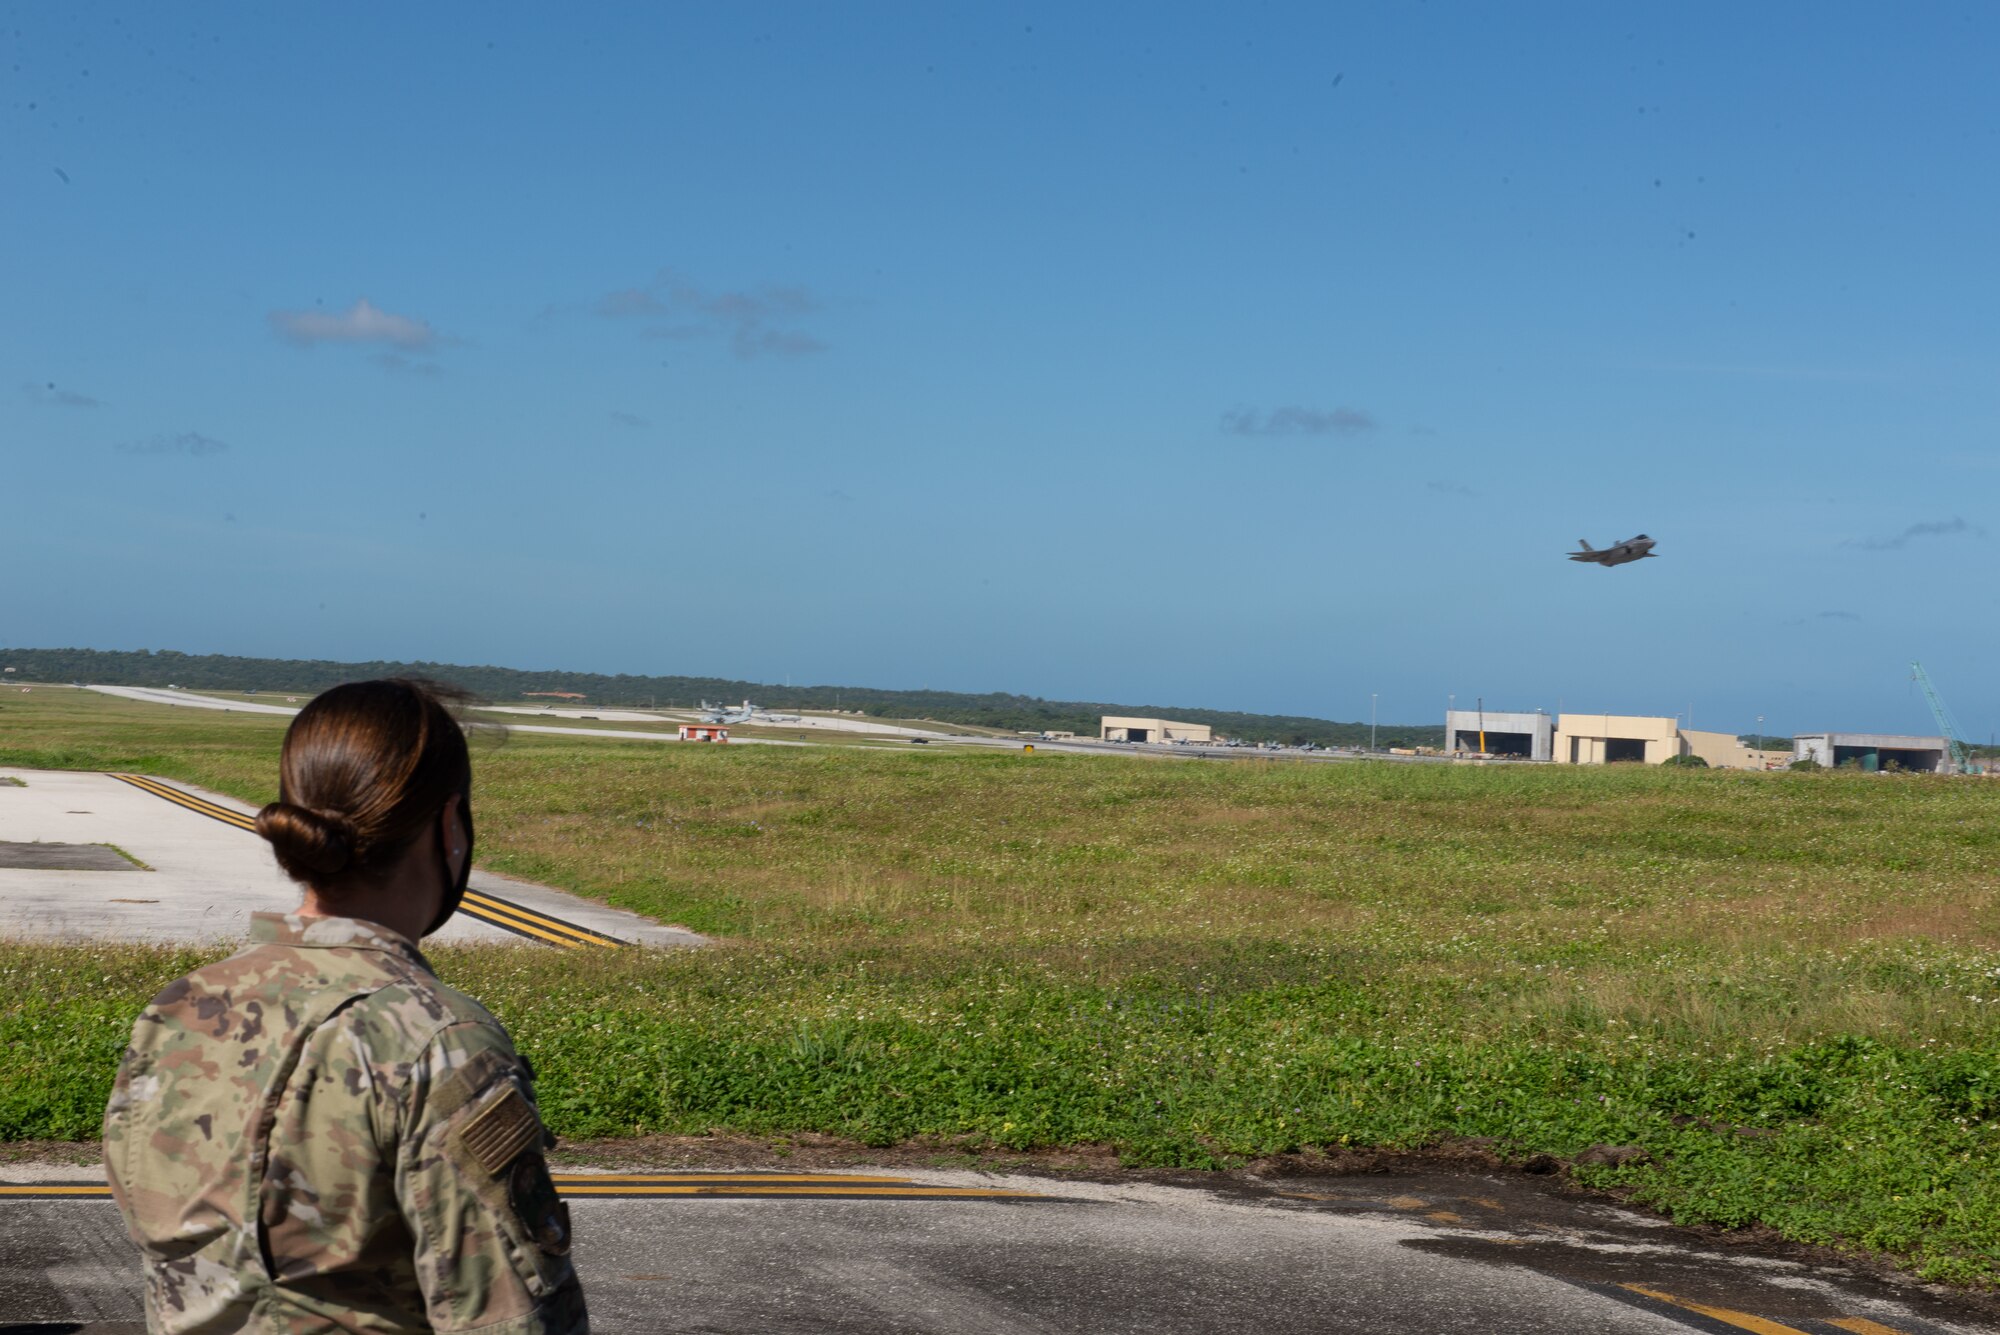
(249, 911, 433, 970)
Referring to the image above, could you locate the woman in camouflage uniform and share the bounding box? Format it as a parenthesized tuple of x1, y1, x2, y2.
(104, 679, 588, 1334)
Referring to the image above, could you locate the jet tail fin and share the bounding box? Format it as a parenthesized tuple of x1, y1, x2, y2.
(1577, 538, 1594, 552)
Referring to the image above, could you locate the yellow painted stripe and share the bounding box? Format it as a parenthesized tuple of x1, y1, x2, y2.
(555, 1184, 1043, 1198)
(109, 775, 622, 950)
(1825, 1320, 1912, 1335)
(460, 889, 626, 948)
(551, 1173, 916, 1184)
(451, 895, 588, 949)
(114, 772, 248, 818)
(6, 1175, 925, 1189)
(1620, 1284, 1815, 1335)
(113, 774, 256, 828)
(117, 782, 257, 834)
(0, 1179, 1042, 1200)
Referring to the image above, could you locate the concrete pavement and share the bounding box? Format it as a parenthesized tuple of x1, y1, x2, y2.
(485, 706, 955, 740)
(0, 768, 702, 950)
(84, 684, 813, 748)
(85, 683, 299, 715)
(0, 1164, 1987, 1333)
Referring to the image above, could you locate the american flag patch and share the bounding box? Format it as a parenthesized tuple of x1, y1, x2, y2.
(457, 1086, 541, 1175)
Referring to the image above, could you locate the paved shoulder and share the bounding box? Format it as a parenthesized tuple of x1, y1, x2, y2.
(0, 768, 701, 950)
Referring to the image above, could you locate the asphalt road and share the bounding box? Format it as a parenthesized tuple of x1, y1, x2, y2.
(1, 1165, 1987, 1334)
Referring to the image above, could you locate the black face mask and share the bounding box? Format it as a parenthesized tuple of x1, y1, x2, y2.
(427, 793, 474, 936)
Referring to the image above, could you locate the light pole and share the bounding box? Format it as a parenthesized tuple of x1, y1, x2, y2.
(1370, 693, 1378, 753)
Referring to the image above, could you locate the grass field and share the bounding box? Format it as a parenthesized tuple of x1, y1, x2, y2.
(2, 687, 1998, 1283)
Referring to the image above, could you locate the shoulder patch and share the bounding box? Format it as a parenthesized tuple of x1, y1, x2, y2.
(457, 1085, 541, 1175)
(428, 1048, 516, 1123)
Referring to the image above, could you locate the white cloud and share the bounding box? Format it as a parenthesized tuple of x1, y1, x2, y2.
(269, 298, 435, 349)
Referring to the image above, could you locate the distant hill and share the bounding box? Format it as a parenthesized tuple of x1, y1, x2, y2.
(0, 647, 1446, 749)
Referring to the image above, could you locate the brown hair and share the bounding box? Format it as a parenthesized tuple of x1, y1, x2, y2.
(256, 678, 474, 888)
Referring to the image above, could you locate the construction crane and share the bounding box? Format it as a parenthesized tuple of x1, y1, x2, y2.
(1910, 661, 1971, 774)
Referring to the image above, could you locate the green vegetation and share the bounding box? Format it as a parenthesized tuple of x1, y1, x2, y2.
(2, 688, 1997, 1282)
(0, 647, 1444, 748)
(1660, 754, 1710, 768)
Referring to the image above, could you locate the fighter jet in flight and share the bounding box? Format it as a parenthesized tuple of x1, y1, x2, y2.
(1568, 535, 1657, 566)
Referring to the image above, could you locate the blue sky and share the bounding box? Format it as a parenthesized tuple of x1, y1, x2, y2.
(4, 4, 1995, 735)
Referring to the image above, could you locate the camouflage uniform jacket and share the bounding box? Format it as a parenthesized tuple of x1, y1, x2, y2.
(103, 912, 588, 1334)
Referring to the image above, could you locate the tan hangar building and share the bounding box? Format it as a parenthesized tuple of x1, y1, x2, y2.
(1554, 715, 1788, 769)
(1100, 716, 1213, 744)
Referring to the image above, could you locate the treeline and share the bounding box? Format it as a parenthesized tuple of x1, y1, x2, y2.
(1, 647, 1445, 748)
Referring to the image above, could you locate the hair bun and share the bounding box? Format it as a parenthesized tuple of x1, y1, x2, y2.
(257, 801, 357, 878)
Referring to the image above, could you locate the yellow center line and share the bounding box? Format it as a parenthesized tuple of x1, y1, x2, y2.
(1620, 1284, 1816, 1335)
(0, 1185, 110, 1196)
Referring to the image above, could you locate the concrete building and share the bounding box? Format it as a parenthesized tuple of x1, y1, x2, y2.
(1678, 729, 1789, 771)
(1793, 733, 1948, 773)
(1100, 716, 1212, 744)
(677, 723, 730, 743)
(1444, 709, 1554, 761)
(1553, 714, 1683, 765)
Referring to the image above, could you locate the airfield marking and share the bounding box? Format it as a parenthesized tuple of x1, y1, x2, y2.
(107, 775, 625, 950)
(0, 1173, 1050, 1202)
(1614, 1283, 1825, 1335)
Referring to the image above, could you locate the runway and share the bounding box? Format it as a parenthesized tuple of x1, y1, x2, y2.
(85, 685, 812, 747)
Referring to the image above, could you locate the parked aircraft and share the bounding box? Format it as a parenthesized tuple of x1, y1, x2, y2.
(1567, 535, 1657, 566)
(697, 699, 803, 725)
